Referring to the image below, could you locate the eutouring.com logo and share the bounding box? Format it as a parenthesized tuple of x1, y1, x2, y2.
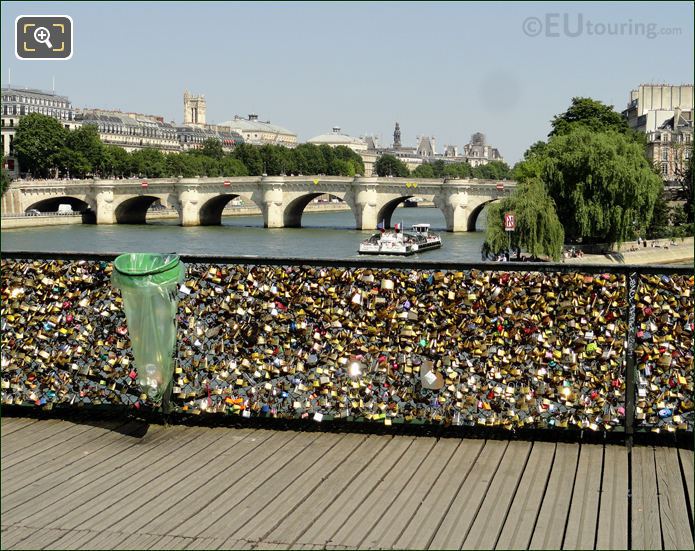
(522, 13, 682, 40)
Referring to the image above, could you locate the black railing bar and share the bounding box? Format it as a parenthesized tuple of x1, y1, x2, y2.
(1, 250, 692, 276)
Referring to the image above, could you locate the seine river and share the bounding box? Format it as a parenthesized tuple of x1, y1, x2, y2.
(1, 207, 489, 262)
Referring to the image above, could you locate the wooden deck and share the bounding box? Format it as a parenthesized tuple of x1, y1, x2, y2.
(1, 417, 693, 550)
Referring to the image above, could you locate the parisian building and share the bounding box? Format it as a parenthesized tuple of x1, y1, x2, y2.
(623, 84, 693, 184)
(366, 123, 505, 172)
(75, 109, 181, 153)
(307, 126, 375, 176)
(1, 86, 80, 176)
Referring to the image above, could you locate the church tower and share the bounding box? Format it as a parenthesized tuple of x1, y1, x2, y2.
(183, 90, 206, 126)
(393, 122, 402, 149)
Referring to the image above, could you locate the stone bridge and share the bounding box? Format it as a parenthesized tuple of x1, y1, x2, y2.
(1, 176, 515, 231)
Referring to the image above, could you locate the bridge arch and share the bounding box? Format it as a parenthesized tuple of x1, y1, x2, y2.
(283, 193, 355, 228)
(198, 193, 260, 226)
(467, 199, 497, 232)
(26, 196, 91, 213)
(114, 195, 173, 224)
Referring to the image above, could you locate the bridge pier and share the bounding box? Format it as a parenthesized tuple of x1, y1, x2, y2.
(437, 187, 470, 232)
(353, 177, 379, 230)
(261, 176, 285, 228)
(178, 186, 201, 226)
(94, 184, 116, 225)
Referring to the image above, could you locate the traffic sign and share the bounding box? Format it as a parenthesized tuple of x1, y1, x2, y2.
(504, 212, 515, 231)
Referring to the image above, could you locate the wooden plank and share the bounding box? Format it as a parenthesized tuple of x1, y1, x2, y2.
(655, 447, 694, 550)
(429, 440, 509, 550)
(49, 529, 106, 550)
(678, 448, 694, 526)
(220, 538, 256, 550)
(198, 433, 347, 540)
(328, 437, 436, 548)
(10, 426, 193, 527)
(393, 438, 484, 550)
(631, 446, 662, 551)
(74, 427, 260, 533)
(562, 444, 603, 550)
(461, 441, 533, 550)
(596, 445, 628, 550)
(295, 436, 413, 547)
(265, 434, 390, 546)
(1, 421, 150, 496)
(0, 418, 40, 436)
(1, 419, 68, 458)
(234, 434, 368, 543)
(145, 431, 313, 538)
(74, 530, 131, 549)
(358, 438, 460, 549)
(150, 535, 195, 549)
(185, 537, 227, 550)
(111, 532, 164, 549)
(529, 442, 579, 550)
(11, 527, 69, 550)
(496, 442, 556, 550)
(0, 526, 40, 549)
(46, 426, 232, 531)
(1, 425, 168, 521)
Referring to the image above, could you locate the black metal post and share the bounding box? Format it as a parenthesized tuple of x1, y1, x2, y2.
(624, 271, 638, 449)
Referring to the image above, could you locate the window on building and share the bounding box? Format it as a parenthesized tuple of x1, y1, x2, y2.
(661, 162, 669, 175)
(9, 119, 13, 127)
(662, 149, 669, 161)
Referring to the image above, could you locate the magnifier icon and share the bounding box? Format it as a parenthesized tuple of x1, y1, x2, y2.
(33, 26, 53, 49)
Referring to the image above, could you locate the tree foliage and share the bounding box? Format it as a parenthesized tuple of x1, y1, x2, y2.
(540, 127, 662, 244)
(375, 154, 410, 177)
(550, 97, 631, 138)
(13, 113, 69, 177)
(483, 178, 565, 261)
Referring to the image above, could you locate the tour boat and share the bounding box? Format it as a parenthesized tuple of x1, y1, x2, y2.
(358, 223, 442, 256)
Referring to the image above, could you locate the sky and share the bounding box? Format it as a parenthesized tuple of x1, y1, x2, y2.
(1, 1, 693, 163)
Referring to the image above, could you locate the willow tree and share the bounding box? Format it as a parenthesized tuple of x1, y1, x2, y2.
(542, 127, 662, 244)
(484, 178, 564, 261)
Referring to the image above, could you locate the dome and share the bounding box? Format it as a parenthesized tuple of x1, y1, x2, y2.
(307, 127, 366, 150)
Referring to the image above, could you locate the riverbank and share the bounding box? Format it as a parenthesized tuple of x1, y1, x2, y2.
(564, 237, 694, 266)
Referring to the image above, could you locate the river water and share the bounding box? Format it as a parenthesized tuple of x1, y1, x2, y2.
(1, 207, 489, 262)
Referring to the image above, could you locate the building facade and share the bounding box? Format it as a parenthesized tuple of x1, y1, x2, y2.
(307, 127, 374, 175)
(218, 114, 298, 147)
(1, 86, 80, 176)
(75, 109, 181, 153)
(623, 84, 694, 184)
(177, 125, 244, 152)
(367, 123, 505, 172)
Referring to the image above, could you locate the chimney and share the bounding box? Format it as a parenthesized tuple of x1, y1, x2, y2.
(248, 113, 258, 121)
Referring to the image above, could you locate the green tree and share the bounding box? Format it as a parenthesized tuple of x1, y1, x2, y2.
(541, 127, 662, 244)
(550, 97, 631, 137)
(68, 125, 105, 175)
(233, 144, 264, 175)
(332, 145, 365, 175)
(412, 163, 435, 178)
(199, 138, 224, 160)
(471, 160, 511, 180)
(104, 145, 132, 178)
(50, 148, 91, 179)
(646, 191, 670, 239)
(1, 162, 11, 196)
(430, 159, 446, 178)
(675, 144, 694, 223)
(484, 178, 565, 261)
(219, 156, 248, 177)
(375, 154, 409, 177)
(130, 148, 166, 177)
(12, 113, 69, 177)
